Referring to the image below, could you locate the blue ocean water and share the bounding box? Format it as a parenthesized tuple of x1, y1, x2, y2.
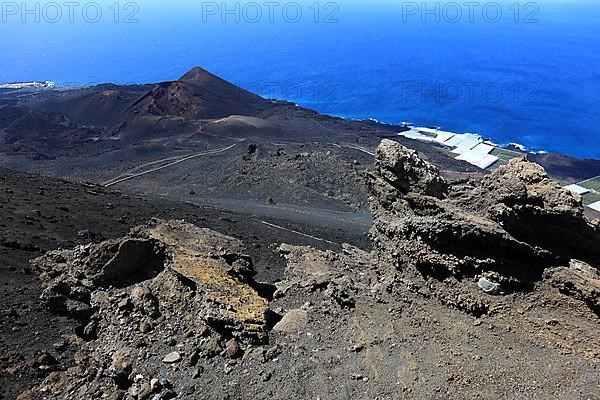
(2, 0, 600, 158)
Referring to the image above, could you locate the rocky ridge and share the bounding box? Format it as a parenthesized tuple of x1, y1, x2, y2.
(368, 139, 600, 315)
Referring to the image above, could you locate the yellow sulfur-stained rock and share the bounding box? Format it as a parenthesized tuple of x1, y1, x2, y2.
(142, 220, 269, 337)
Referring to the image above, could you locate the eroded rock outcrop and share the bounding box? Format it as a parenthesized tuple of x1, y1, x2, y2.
(34, 220, 270, 342)
(545, 260, 600, 315)
(454, 157, 600, 266)
(23, 220, 272, 399)
(16, 142, 600, 400)
(34, 238, 160, 319)
(140, 221, 270, 340)
(368, 139, 600, 311)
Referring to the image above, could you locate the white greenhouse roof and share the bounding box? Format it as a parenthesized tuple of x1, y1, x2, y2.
(434, 132, 456, 143)
(449, 134, 483, 155)
(456, 143, 494, 159)
(473, 154, 499, 169)
(456, 143, 496, 166)
(587, 201, 600, 213)
(564, 184, 591, 195)
(398, 130, 437, 142)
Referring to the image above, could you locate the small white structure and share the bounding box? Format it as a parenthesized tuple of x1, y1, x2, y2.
(587, 201, 600, 213)
(456, 143, 494, 161)
(473, 154, 500, 169)
(399, 129, 437, 143)
(411, 127, 456, 144)
(457, 143, 499, 169)
(448, 134, 483, 155)
(564, 184, 591, 196)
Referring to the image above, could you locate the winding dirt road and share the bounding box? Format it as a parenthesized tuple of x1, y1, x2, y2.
(103, 144, 238, 187)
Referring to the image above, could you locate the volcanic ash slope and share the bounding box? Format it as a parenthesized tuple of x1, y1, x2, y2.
(21, 141, 600, 399)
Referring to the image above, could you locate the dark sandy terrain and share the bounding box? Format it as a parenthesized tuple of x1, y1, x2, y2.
(0, 167, 368, 399)
(3, 142, 599, 400)
(0, 67, 483, 217)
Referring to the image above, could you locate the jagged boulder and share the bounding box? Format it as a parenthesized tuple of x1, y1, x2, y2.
(373, 139, 447, 199)
(100, 239, 157, 281)
(33, 238, 160, 318)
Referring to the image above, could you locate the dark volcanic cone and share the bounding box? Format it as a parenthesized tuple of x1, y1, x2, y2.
(127, 67, 273, 120)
